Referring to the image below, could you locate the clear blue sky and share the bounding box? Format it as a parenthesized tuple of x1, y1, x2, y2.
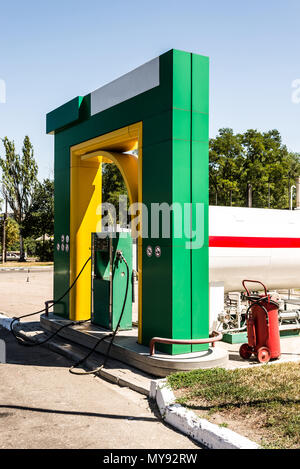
(0, 0, 300, 180)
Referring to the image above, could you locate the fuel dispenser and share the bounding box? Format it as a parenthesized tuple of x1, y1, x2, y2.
(91, 232, 132, 331)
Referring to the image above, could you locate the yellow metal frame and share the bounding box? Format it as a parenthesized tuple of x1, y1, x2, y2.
(81, 150, 138, 207)
(69, 122, 143, 342)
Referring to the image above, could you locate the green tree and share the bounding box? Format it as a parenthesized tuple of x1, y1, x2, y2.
(209, 128, 244, 206)
(209, 128, 295, 209)
(239, 129, 289, 208)
(102, 163, 128, 224)
(0, 136, 38, 260)
(22, 179, 54, 239)
(0, 217, 19, 250)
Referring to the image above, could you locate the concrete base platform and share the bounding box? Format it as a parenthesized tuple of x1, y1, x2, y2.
(41, 314, 228, 377)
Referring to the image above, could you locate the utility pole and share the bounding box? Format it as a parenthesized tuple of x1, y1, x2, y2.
(247, 183, 252, 208)
(290, 185, 296, 210)
(288, 173, 291, 210)
(296, 176, 300, 210)
(2, 196, 7, 264)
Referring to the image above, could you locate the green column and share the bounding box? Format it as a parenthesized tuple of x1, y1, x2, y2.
(141, 50, 209, 354)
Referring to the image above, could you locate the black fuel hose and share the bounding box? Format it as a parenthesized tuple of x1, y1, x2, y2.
(245, 295, 279, 324)
(69, 250, 129, 375)
(10, 250, 130, 377)
(10, 256, 92, 347)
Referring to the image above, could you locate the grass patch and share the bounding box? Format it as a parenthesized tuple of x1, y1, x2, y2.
(167, 363, 300, 449)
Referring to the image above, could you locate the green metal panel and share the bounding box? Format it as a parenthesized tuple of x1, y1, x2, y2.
(141, 138, 173, 243)
(173, 50, 191, 110)
(93, 279, 110, 329)
(172, 109, 191, 141)
(111, 234, 132, 330)
(191, 52, 210, 352)
(171, 137, 191, 354)
(141, 242, 172, 353)
(53, 165, 70, 317)
(170, 51, 192, 354)
(92, 233, 132, 331)
(141, 137, 173, 353)
(192, 54, 209, 114)
(143, 110, 172, 149)
(192, 113, 209, 142)
(172, 139, 192, 246)
(46, 96, 83, 134)
(222, 332, 248, 344)
(172, 244, 191, 354)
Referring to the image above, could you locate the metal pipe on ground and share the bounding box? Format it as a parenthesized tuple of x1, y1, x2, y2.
(149, 331, 223, 356)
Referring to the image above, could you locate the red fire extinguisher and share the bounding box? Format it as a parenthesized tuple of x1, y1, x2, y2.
(239, 280, 281, 363)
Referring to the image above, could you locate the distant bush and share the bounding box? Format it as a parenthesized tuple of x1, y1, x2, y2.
(35, 240, 54, 262)
(24, 237, 37, 256)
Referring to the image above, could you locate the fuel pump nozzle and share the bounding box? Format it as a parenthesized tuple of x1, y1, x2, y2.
(116, 250, 123, 261)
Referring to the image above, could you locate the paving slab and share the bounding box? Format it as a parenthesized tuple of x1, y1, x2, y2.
(0, 269, 53, 318)
(216, 336, 300, 369)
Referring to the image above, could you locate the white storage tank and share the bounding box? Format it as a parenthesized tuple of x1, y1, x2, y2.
(209, 206, 300, 292)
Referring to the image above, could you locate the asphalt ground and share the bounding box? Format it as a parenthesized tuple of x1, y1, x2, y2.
(0, 326, 199, 449)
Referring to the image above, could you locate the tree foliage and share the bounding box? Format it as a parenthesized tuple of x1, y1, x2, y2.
(0, 136, 38, 259)
(102, 163, 127, 206)
(22, 178, 54, 239)
(0, 216, 19, 249)
(21, 178, 54, 261)
(101, 131, 298, 211)
(102, 162, 128, 224)
(209, 128, 244, 206)
(209, 128, 300, 209)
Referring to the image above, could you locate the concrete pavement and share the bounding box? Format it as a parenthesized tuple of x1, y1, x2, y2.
(0, 269, 53, 318)
(0, 327, 199, 449)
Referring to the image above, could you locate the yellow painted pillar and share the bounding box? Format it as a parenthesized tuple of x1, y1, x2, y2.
(69, 154, 102, 321)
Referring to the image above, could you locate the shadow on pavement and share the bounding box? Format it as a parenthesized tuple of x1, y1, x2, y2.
(0, 326, 73, 368)
(0, 404, 157, 421)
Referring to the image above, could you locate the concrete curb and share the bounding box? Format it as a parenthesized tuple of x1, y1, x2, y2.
(0, 266, 53, 271)
(150, 379, 260, 450)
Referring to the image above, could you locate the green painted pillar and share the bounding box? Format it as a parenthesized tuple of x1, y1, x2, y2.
(141, 50, 209, 354)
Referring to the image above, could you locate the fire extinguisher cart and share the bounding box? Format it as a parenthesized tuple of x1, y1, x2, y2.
(239, 280, 281, 364)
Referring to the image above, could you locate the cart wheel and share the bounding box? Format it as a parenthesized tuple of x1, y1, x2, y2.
(257, 347, 271, 363)
(239, 343, 252, 359)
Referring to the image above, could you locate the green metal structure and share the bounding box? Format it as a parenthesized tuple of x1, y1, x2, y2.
(46, 49, 209, 355)
(91, 232, 132, 331)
